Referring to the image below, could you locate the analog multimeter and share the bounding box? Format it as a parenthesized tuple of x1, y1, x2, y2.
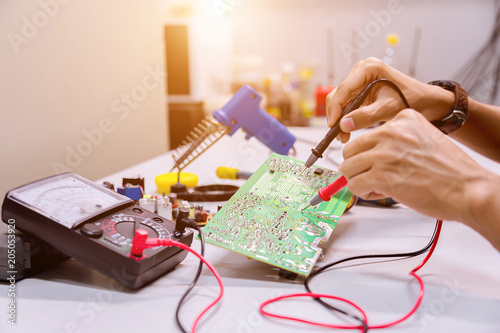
(1, 173, 193, 289)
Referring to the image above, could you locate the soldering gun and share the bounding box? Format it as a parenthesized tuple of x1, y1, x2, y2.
(170, 85, 296, 172)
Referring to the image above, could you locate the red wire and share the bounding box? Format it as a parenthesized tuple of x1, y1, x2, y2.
(369, 271, 424, 329)
(165, 240, 224, 333)
(259, 220, 443, 331)
(370, 219, 442, 329)
(412, 220, 442, 274)
(260, 293, 368, 331)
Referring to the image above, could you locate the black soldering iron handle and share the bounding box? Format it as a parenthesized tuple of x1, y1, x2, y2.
(303, 78, 408, 169)
(304, 91, 367, 168)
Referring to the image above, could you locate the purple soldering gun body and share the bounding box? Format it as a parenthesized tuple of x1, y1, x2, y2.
(212, 85, 296, 155)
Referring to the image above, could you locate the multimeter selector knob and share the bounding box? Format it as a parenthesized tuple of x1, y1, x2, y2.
(81, 223, 103, 238)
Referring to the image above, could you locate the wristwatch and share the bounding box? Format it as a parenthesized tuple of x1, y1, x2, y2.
(428, 80, 469, 134)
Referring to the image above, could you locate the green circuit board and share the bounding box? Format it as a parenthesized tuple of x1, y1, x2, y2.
(202, 154, 353, 276)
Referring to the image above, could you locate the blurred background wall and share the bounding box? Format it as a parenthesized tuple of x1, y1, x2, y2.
(0, 0, 167, 197)
(0, 0, 497, 197)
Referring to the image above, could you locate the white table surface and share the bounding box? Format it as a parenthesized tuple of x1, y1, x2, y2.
(2, 127, 500, 333)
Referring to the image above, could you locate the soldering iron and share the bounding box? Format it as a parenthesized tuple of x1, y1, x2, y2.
(300, 79, 410, 174)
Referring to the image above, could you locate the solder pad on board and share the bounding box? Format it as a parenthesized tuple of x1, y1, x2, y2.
(202, 154, 353, 276)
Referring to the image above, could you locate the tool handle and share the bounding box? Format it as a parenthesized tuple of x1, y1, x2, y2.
(305, 79, 402, 168)
(308, 93, 366, 168)
(216, 167, 252, 180)
(213, 85, 296, 155)
(318, 176, 348, 202)
(357, 197, 398, 206)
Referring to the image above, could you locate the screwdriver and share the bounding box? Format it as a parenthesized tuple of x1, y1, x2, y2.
(301, 175, 348, 211)
(299, 79, 396, 175)
(216, 166, 253, 180)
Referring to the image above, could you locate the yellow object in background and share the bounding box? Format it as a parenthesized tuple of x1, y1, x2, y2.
(155, 172, 199, 194)
(216, 167, 253, 180)
(266, 106, 281, 120)
(386, 33, 400, 46)
(300, 100, 315, 118)
(216, 166, 239, 180)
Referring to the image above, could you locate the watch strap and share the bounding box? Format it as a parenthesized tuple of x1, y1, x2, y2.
(428, 80, 468, 134)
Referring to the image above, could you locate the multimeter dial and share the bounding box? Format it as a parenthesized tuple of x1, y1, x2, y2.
(89, 210, 171, 247)
(2, 172, 193, 289)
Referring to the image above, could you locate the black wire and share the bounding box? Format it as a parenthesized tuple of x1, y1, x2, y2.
(365, 79, 411, 109)
(171, 80, 413, 332)
(175, 224, 205, 333)
(298, 79, 412, 332)
(304, 219, 440, 333)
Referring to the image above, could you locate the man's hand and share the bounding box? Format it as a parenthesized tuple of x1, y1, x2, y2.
(329, 58, 500, 252)
(326, 57, 454, 143)
(339, 109, 492, 224)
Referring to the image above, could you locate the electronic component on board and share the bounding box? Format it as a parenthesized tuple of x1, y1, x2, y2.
(123, 177, 145, 190)
(202, 154, 353, 277)
(117, 186, 142, 201)
(102, 181, 115, 191)
(139, 196, 173, 221)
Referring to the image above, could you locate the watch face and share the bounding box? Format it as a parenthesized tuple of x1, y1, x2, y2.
(440, 110, 467, 134)
(8, 173, 130, 229)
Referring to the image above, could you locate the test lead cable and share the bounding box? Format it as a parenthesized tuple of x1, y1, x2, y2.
(260, 219, 442, 332)
(131, 228, 223, 333)
(175, 222, 206, 333)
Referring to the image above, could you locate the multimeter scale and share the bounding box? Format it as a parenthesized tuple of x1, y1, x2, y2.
(1, 173, 193, 289)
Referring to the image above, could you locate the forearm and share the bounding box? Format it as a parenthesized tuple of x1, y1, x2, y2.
(411, 86, 500, 162)
(449, 98, 500, 162)
(465, 170, 500, 252)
